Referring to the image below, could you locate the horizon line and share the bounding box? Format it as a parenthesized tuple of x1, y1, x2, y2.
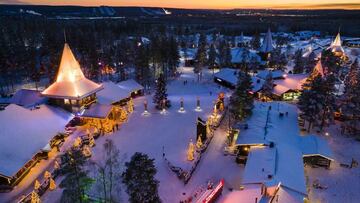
(1, 3, 360, 10)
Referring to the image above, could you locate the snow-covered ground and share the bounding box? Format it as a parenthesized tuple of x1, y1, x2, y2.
(40, 67, 243, 202)
(305, 123, 360, 203)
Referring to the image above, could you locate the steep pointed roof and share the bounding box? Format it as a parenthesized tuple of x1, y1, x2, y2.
(42, 43, 103, 99)
(260, 28, 275, 53)
(327, 32, 344, 53)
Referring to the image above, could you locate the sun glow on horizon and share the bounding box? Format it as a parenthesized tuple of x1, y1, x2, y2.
(3, 0, 360, 10)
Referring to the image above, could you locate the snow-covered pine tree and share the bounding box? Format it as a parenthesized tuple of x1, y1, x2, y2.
(261, 72, 274, 100)
(250, 31, 261, 50)
(298, 75, 323, 132)
(321, 49, 342, 75)
(229, 72, 254, 122)
(194, 33, 207, 74)
(153, 73, 169, 109)
(344, 59, 359, 94)
(268, 48, 287, 71)
(208, 44, 217, 69)
(298, 74, 336, 132)
(342, 59, 360, 133)
(293, 49, 305, 74)
(122, 152, 161, 203)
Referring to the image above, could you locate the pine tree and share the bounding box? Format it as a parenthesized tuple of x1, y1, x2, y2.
(298, 75, 336, 132)
(135, 44, 150, 85)
(261, 72, 274, 100)
(122, 152, 161, 203)
(194, 33, 207, 73)
(208, 44, 217, 69)
(153, 74, 168, 109)
(293, 49, 305, 74)
(268, 48, 287, 71)
(229, 72, 254, 122)
(344, 59, 359, 94)
(59, 150, 94, 203)
(321, 49, 341, 75)
(342, 60, 360, 133)
(250, 31, 261, 50)
(218, 40, 232, 68)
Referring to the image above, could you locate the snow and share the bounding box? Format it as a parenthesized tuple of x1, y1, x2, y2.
(237, 102, 307, 197)
(0, 104, 72, 177)
(235, 103, 270, 146)
(117, 79, 144, 94)
(272, 74, 308, 96)
(9, 89, 46, 108)
(243, 147, 276, 184)
(231, 48, 261, 64)
(42, 44, 103, 99)
(97, 81, 130, 105)
(82, 103, 113, 119)
(299, 135, 334, 160)
(256, 70, 285, 80)
(214, 68, 238, 86)
(219, 184, 262, 203)
(259, 28, 275, 53)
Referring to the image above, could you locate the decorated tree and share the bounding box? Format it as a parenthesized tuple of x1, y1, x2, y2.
(31, 191, 41, 203)
(321, 49, 342, 75)
(187, 139, 195, 161)
(196, 136, 203, 149)
(229, 72, 254, 122)
(342, 60, 360, 133)
(153, 74, 169, 109)
(122, 152, 161, 203)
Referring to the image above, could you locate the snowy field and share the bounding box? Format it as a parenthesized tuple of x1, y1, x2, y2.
(305, 123, 360, 203)
(40, 67, 243, 202)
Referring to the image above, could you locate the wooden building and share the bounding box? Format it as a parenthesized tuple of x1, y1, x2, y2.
(42, 43, 103, 113)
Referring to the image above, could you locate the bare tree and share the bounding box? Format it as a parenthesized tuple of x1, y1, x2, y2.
(91, 139, 125, 202)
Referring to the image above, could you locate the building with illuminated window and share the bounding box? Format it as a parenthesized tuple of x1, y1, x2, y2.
(42, 43, 103, 113)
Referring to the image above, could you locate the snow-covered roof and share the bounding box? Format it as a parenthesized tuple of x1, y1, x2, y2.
(299, 135, 334, 160)
(214, 68, 238, 86)
(82, 103, 113, 119)
(9, 89, 46, 108)
(251, 77, 265, 93)
(117, 79, 144, 93)
(0, 104, 71, 177)
(260, 28, 275, 53)
(97, 82, 130, 105)
(328, 33, 345, 53)
(272, 74, 308, 96)
(243, 147, 276, 184)
(275, 144, 307, 195)
(220, 184, 262, 203)
(231, 48, 261, 64)
(42, 43, 103, 100)
(256, 70, 285, 80)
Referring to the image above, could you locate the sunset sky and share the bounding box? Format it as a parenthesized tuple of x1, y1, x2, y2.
(1, 0, 360, 9)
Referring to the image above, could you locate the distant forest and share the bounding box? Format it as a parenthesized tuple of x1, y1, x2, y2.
(0, 5, 359, 95)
